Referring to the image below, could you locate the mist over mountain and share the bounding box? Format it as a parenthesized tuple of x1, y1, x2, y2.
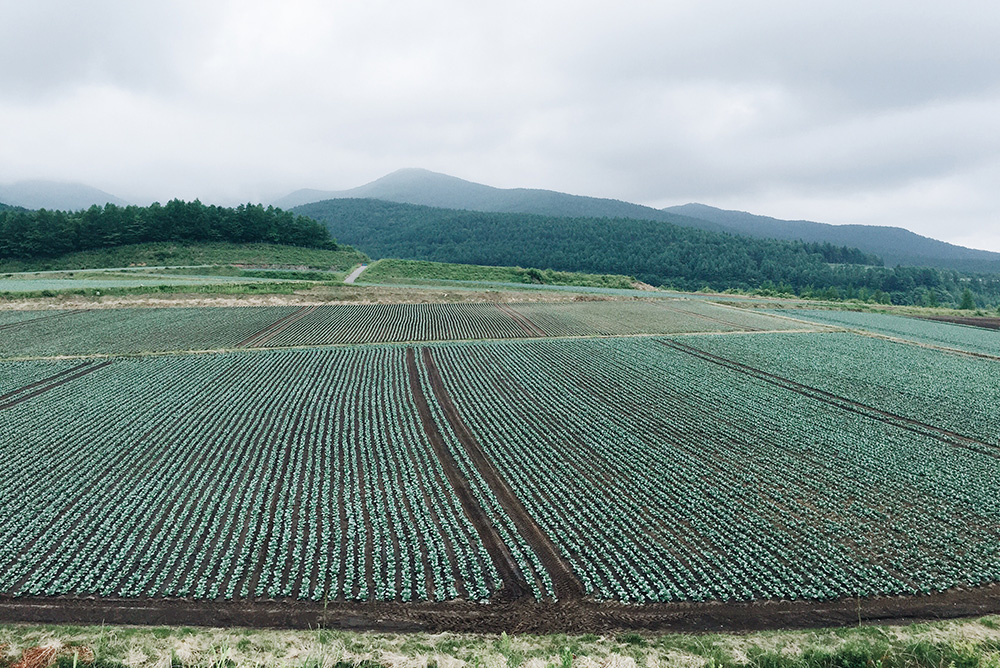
(0, 181, 128, 211)
(273, 168, 729, 233)
(276, 169, 1000, 273)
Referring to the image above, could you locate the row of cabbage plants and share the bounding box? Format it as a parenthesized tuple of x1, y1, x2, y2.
(0, 347, 501, 601)
(686, 331, 1000, 447)
(778, 309, 1000, 357)
(260, 303, 531, 346)
(508, 300, 804, 337)
(0, 306, 301, 359)
(428, 336, 1000, 603)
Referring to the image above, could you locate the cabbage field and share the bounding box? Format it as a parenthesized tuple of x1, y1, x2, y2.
(0, 301, 998, 629)
(0, 299, 805, 359)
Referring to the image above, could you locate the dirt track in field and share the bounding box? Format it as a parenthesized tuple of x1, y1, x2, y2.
(0, 359, 113, 410)
(235, 305, 317, 347)
(918, 315, 1000, 330)
(421, 348, 585, 602)
(0, 584, 998, 633)
(496, 303, 547, 337)
(405, 349, 530, 601)
(659, 338, 1000, 454)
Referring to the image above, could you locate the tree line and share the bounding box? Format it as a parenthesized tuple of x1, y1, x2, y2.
(297, 198, 1000, 308)
(0, 200, 336, 259)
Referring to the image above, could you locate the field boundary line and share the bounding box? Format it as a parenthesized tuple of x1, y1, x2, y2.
(0, 361, 96, 402)
(660, 339, 1000, 454)
(420, 348, 585, 601)
(0, 329, 829, 363)
(496, 303, 547, 337)
(2, 584, 1000, 632)
(0, 359, 113, 410)
(404, 348, 530, 601)
(235, 305, 316, 348)
(0, 309, 87, 332)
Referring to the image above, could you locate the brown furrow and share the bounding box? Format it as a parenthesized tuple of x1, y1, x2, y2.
(0, 361, 95, 402)
(0, 360, 113, 411)
(405, 348, 530, 601)
(420, 348, 584, 601)
(659, 339, 999, 454)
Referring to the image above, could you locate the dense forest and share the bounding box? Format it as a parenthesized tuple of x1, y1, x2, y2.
(0, 200, 336, 259)
(297, 199, 1000, 307)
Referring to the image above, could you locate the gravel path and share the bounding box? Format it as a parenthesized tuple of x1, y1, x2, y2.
(343, 264, 368, 284)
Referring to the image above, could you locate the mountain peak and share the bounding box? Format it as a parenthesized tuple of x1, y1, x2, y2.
(0, 180, 128, 211)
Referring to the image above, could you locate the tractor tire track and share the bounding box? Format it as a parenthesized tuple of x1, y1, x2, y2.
(0, 310, 87, 332)
(236, 306, 317, 348)
(496, 304, 547, 338)
(660, 338, 1000, 455)
(420, 348, 585, 601)
(405, 348, 530, 601)
(0, 360, 113, 411)
(0, 361, 97, 402)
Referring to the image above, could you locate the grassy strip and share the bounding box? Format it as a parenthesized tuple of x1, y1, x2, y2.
(0, 242, 368, 273)
(0, 281, 324, 302)
(360, 259, 638, 290)
(1, 617, 999, 668)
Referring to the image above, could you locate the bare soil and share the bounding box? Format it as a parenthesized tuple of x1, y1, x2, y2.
(919, 315, 1000, 330)
(421, 349, 585, 602)
(405, 349, 530, 601)
(0, 585, 997, 633)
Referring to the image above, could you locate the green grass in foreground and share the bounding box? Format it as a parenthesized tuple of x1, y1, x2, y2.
(2, 617, 999, 668)
(0, 242, 368, 273)
(359, 258, 638, 290)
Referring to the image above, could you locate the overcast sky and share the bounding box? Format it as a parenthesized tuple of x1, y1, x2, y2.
(2, 1, 999, 250)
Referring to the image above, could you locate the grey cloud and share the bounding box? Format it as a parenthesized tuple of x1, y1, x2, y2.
(1, 1, 998, 250)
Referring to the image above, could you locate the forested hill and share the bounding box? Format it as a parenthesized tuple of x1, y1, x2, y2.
(274, 168, 730, 233)
(0, 200, 338, 260)
(664, 203, 1000, 273)
(292, 198, 1000, 306)
(275, 168, 998, 273)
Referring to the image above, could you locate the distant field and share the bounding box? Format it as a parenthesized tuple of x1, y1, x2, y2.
(775, 309, 1000, 357)
(360, 258, 637, 290)
(2, 299, 1000, 632)
(0, 272, 304, 295)
(0, 300, 804, 359)
(0, 242, 368, 273)
(688, 331, 1000, 445)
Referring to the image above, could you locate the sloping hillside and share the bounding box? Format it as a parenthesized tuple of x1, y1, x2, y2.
(290, 198, 978, 304)
(664, 203, 1000, 272)
(274, 168, 730, 233)
(0, 180, 128, 211)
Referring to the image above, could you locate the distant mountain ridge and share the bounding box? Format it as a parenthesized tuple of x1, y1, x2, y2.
(0, 180, 128, 211)
(276, 168, 1000, 273)
(272, 168, 729, 233)
(662, 203, 1000, 273)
